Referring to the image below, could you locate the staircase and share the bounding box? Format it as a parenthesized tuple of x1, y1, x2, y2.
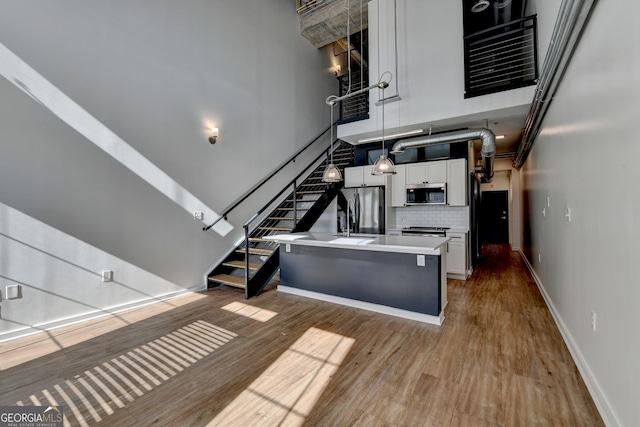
(207, 142, 354, 298)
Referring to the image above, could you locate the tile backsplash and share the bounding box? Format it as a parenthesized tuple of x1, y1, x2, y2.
(394, 205, 470, 229)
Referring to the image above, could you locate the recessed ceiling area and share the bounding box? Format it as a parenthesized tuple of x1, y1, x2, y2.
(338, 104, 531, 155)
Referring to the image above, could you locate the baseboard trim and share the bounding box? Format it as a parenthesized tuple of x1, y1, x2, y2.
(447, 272, 467, 280)
(278, 286, 444, 326)
(0, 288, 199, 343)
(518, 250, 619, 427)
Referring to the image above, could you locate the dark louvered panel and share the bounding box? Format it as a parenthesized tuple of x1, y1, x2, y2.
(337, 69, 369, 124)
(464, 16, 538, 98)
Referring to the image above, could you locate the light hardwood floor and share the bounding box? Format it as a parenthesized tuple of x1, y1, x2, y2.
(0, 245, 604, 426)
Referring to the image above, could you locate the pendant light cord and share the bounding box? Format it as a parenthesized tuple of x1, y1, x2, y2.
(377, 0, 380, 104)
(381, 85, 385, 151)
(330, 103, 335, 164)
(393, 0, 399, 98)
(345, 0, 352, 94)
(360, 0, 363, 91)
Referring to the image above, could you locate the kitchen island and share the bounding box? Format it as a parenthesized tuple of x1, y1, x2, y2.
(265, 232, 449, 325)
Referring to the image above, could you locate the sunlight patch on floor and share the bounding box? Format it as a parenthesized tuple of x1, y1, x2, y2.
(14, 320, 235, 427)
(208, 327, 354, 426)
(221, 301, 278, 322)
(0, 292, 207, 370)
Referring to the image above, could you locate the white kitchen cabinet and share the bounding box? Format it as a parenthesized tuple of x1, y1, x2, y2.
(390, 164, 406, 207)
(405, 161, 447, 185)
(429, 161, 448, 182)
(446, 231, 467, 279)
(446, 158, 467, 206)
(344, 165, 386, 187)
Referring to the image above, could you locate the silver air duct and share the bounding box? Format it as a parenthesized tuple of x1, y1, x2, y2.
(390, 128, 496, 181)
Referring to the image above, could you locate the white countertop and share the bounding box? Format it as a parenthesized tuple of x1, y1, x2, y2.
(447, 228, 469, 233)
(264, 232, 449, 256)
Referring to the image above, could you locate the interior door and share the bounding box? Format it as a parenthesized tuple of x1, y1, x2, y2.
(480, 191, 509, 243)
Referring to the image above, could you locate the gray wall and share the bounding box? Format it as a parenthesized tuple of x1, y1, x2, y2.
(521, 1, 640, 425)
(0, 1, 336, 338)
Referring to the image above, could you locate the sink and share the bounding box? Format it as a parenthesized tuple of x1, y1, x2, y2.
(328, 237, 375, 245)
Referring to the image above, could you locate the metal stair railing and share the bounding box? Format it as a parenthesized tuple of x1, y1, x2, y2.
(203, 122, 337, 232)
(241, 142, 349, 298)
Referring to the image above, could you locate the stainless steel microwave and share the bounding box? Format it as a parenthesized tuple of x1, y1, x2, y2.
(405, 183, 447, 205)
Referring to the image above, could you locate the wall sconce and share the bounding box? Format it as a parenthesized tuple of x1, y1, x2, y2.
(334, 65, 341, 76)
(208, 127, 219, 144)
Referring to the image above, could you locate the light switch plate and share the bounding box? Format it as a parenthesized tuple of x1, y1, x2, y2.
(102, 270, 114, 282)
(417, 254, 425, 267)
(285, 244, 291, 253)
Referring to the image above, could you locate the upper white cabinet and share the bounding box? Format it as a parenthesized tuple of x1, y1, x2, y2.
(344, 165, 386, 187)
(446, 158, 467, 206)
(405, 161, 447, 185)
(390, 164, 406, 207)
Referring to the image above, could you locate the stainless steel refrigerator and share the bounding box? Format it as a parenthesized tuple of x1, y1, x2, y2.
(337, 186, 385, 235)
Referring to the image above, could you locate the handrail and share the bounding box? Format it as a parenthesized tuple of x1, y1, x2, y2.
(243, 137, 339, 228)
(203, 123, 334, 231)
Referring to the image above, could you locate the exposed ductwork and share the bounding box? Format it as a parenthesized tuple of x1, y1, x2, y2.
(390, 128, 496, 182)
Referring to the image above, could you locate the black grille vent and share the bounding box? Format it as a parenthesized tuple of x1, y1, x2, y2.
(337, 68, 369, 124)
(464, 16, 538, 98)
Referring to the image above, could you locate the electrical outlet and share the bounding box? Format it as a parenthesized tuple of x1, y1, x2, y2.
(565, 208, 572, 222)
(417, 254, 426, 266)
(541, 208, 546, 217)
(5, 285, 22, 300)
(193, 211, 204, 221)
(590, 311, 597, 331)
(102, 270, 114, 282)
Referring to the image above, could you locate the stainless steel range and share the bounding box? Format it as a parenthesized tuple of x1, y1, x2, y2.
(401, 226, 450, 237)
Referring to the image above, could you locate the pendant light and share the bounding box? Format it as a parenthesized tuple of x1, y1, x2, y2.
(371, 84, 396, 175)
(322, 102, 342, 182)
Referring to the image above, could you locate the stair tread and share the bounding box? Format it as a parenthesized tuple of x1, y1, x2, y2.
(208, 146, 352, 297)
(236, 248, 274, 256)
(223, 260, 261, 270)
(209, 274, 246, 289)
